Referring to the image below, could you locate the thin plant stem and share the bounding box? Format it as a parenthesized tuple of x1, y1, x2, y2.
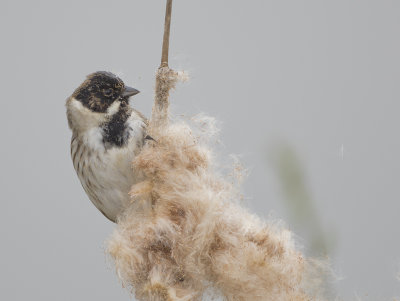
(161, 0, 173, 68)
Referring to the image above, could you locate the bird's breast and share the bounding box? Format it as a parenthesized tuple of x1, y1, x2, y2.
(70, 117, 146, 222)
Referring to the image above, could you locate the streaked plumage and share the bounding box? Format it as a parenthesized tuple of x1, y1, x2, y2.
(66, 72, 147, 222)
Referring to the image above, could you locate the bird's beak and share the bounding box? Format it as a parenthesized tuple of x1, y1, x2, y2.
(122, 86, 140, 98)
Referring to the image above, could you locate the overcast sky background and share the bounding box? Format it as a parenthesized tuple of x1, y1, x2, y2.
(1, 0, 399, 300)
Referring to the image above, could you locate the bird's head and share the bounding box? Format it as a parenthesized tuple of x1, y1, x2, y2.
(66, 71, 140, 132)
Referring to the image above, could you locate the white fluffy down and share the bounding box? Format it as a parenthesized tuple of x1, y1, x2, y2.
(106, 67, 327, 301)
(107, 114, 327, 300)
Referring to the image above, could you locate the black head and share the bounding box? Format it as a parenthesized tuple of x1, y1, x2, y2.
(72, 71, 140, 113)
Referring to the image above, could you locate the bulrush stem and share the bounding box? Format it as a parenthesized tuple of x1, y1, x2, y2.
(161, 0, 173, 68)
(149, 0, 176, 136)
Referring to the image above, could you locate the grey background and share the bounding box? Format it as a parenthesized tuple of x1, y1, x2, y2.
(1, 0, 399, 300)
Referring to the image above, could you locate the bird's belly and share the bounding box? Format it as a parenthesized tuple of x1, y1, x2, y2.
(72, 141, 141, 222)
(84, 183, 130, 222)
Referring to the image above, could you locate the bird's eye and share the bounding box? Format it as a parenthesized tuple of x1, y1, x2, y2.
(103, 88, 113, 97)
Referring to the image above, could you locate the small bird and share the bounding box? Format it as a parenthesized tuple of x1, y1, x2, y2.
(66, 71, 148, 222)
